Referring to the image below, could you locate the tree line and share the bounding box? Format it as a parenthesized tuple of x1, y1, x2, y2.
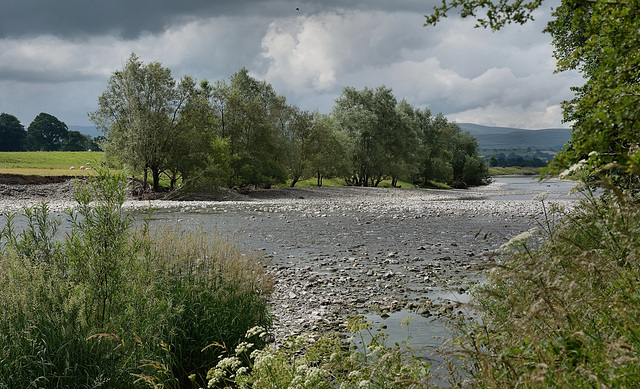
(4, 53, 489, 191)
(89, 54, 488, 192)
(0, 112, 103, 152)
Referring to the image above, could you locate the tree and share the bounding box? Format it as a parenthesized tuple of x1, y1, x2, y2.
(334, 86, 414, 187)
(90, 53, 200, 191)
(27, 112, 68, 151)
(0, 113, 26, 151)
(164, 78, 228, 190)
(425, 0, 640, 188)
(61, 130, 90, 151)
(415, 112, 455, 185)
(281, 107, 314, 187)
(307, 114, 350, 187)
(211, 68, 288, 186)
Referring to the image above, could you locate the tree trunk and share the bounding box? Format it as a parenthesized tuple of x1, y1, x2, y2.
(317, 172, 322, 187)
(143, 167, 148, 191)
(290, 176, 299, 187)
(152, 169, 160, 192)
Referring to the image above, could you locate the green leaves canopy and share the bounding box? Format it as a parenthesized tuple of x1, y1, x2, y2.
(0, 113, 26, 151)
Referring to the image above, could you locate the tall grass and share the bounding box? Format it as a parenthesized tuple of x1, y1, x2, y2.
(0, 169, 273, 388)
(445, 188, 640, 387)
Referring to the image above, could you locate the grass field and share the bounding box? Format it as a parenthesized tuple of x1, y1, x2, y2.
(488, 166, 542, 176)
(0, 151, 105, 176)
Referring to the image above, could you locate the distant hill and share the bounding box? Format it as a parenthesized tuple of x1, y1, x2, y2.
(458, 123, 571, 150)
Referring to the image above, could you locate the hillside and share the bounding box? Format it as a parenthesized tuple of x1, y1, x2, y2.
(459, 123, 571, 150)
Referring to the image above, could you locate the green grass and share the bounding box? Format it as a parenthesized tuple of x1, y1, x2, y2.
(488, 166, 542, 176)
(0, 151, 104, 175)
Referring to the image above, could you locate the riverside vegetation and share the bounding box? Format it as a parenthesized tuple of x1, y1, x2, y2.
(0, 169, 272, 388)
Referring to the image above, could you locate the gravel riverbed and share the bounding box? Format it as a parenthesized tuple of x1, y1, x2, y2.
(0, 177, 577, 347)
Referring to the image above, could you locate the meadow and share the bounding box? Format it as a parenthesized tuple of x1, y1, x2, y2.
(0, 151, 104, 175)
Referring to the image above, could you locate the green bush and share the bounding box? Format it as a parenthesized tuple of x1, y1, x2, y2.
(0, 169, 273, 388)
(446, 189, 640, 388)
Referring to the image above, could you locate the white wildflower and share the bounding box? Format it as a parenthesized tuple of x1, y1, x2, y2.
(235, 341, 253, 355)
(296, 364, 309, 375)
(358, 380, 372, 389)
(245, 326, 265, 338)
(348, 370, 362, 379)
(236, 366, 249, 376)
(559, 159, 589, 178)
(307, 367, 325, 381)
(207, 368, 225, 387)
(217, 356, 242, 371)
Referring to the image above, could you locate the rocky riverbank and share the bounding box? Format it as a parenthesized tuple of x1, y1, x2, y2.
(0, 177, 578, 345)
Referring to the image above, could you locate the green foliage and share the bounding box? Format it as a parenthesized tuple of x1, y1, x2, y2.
(0, 170, 273, 388)
(425, 0, 543, 30)
(425, 0, 640, 189)
(547, 0, 640, 188)
(0, 113, 26, 151)
(27, 112, 69, 151)
(209, 68, 289, 186)
(91, 53, 222, 192)
(207, 317, 435, 388)
(334, 86, 418, 187)
(447, 191, 640, 387)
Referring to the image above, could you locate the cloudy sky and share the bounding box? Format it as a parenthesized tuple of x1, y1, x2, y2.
(0, 0, 582, 131)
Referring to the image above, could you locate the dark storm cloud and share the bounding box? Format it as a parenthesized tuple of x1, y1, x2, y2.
(0, 0, 436, 39)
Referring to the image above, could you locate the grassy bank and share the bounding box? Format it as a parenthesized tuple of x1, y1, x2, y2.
(445, 188, 640, 387)
(0, 151, 104, 175)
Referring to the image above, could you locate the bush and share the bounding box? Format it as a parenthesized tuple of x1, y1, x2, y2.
(0, 169, 273, 388)
(446, 189, 640, 388)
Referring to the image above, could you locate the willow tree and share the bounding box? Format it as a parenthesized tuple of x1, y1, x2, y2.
(211, 68, 289, 186)
(90, 53, 203, 191)
(334, 86, 417, 187)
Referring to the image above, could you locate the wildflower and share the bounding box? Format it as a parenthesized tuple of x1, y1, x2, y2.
(218, 356, 242, 371)
(246, 326, 266, 338)
(207, 368, 225, 387)
(559, 159, 589, 179)
(236, 366, 249, 376)
(358, 380, 372, 389)
(235, 341, 254, 355)
(348, 370, 362, 379)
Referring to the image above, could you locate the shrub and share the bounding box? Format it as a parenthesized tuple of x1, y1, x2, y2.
(0, 169, 273, 388)
(446, 189, 640, 388)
